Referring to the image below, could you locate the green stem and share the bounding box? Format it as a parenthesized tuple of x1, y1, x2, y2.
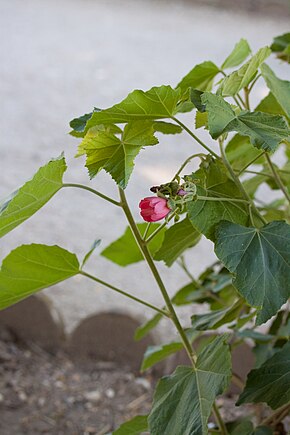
(63, 183, 121, 207)
(172, 153, 206, 181)
(248, 74, 261, 93)
(178, 255, 198, 285)
(213, 403, 228, 435)
(237, 151, 265, 175)
(119, 187, 196, 365)
(219, 70, 245, 110)
(142, 222, 151, 240)
(261, 402, 290, 426)
(171, 117, 219, 158)
(265, 154, 290, 204)
(145, 212, 176, 243)
(80, 270, 170, 317)
(244, 86, 250, 111)
(197, 195, 249, 204)
(218, 140, 267, 226)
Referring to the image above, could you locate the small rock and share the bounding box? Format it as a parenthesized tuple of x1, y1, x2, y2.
(84, 390, 102, 403)
(105, 388, 115, 399)
(135, 377, 151, 391)
(0, 393, 4, 402)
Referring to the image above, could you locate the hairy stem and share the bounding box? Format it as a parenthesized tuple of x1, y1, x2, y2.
(80, 270, 169, 317)
(63, 183, 121, 207)
(119, 187, 196, 365)
(172, 153, 206, 181)
(197, 195, 249, 204)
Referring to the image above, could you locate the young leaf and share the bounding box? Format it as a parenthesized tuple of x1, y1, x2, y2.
(176, 61, 220, 96)
(101, 223, 166, 266)
(141, 342, 183, 372)
(256, 92, 289, 121)
(0, 156, 66, 239)
(82, 85, 180, 132)
(134, 313, 163, 341)
(202, 92, 290, 152)
(153, 121, 182, 135)
(79, 121, 158, 188)
(191, 300, 244, 331)
(187, 158, 248, 241)
(0, 244, 79, 310)
(148, 335, 231, 435)
(237, 341, 290, 409)
(260, 63, 290, 118)
(69, 111, 94, 137)
(222, 39, 251, 70)
(154, 217, 201, 267)
(113, 415, 148, 435)
(215, 220, 290, 325)
(220, 46, 271, 96)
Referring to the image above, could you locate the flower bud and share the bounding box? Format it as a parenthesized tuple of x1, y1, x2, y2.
(139, 197, 171, 222)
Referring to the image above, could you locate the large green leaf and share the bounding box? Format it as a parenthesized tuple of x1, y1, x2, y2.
(0, 244, 79, 310)
(154, 217, 201, 266)
(148, 335, 231, 435)
(215, 220, 290, 324)
(176, 61, 220, 96)
(101, 223, 165, 266)
(141, 342, 183, 372)
(202, 92, 290, 152)
(191, 300, 244, 331)
(0, 156, 66, 239)
(261, 63, 290, 118)
(78, 121, 158, 188)
(187, 158, 248, 241)
(113, 415, 148, 435)
(220, 47, 271, 96)
(82, 85, 180, 132)
(237, 341, 290, 409)
(222, 39, 251, 70)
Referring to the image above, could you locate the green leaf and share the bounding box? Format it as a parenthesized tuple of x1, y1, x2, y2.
(236, 329, 273, 343)
(215, 220, 290, 324)
(153, 121, 182, 135)
(69, 111, 94, 137)
(176, 61, 220, 96)
(261, 63, 290, 118)
(220, 46, 271, 96)
(225, 134, 265, 171)
(187, 158, 248, 241)
(148, 335, 231, 435)
(271, 32, 290, 63)
(154, 217, 201, 267)
(243, 174, 268, 198)
(229, 420, 254, 435)
(256, 92, 289, 121)
(202, 92, 290, 152)
(222, 39, 251, 70)
(253, 427, 273, 435)
(78, 121, 158, 188)
(81, 239, 101, 268)
(101, 223, 165, 266)
(0, 244, 79, 310)
(0, 156, 66, 239)
(113, 415, 148, 435)
(190, 89, 206, 112)
(191, 300, 244, 331)
(237, 341, 290, 409)
(83, 85, 180, 132)
(141, 342, 183, 372)
(134, 313, 163, 341)
(195, 111, 208, 129)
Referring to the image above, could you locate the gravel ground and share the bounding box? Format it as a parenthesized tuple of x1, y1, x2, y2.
(0, 0, 289, 335)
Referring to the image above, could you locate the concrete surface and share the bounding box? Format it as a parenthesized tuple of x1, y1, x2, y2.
(0, 0, 289, 337)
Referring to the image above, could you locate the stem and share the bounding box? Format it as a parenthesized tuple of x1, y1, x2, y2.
(248, 74, 261, 93)
(219, 70, 245, 110)
(142, 222, 151, 240)
(265, 154, 290, 204)
(197, 195, 249, 204)
(145, 212, 176, 243)
(171, 116, 219, 158)
(213, 403, 228, 435)
(178, 255, 197, 284)
(261, 403, 290, 426)
(80, 270, 169, 317)
(63, 183, 121, 207)
(237, 151, 265, 175)
(119, 187, 196, 365)
(172, 153, 206, 181)
(218, 140, 267, 226)
(244, 86, 250, 111)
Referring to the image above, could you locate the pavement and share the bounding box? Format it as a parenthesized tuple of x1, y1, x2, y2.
(0, 0, 289, 336)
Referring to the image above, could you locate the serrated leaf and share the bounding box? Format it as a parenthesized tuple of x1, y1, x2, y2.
(0, 156, 66, 239)
(191, 300, 244, 331)
(148, 335, 231, 435)
(176, 61, 220, 96)
(153, 121, 182, 135)
(222, 39, 251, 69)
(190, 89, 206, 112)
(79, 121, 158, 188)
(134, 313, 163, 341)
(0, 244, 79, 310)
(187, 158, 248, 241)
(237, 341, 290, 409)
(101, 223, 165, 266)
(261, 63, 290, 118)
(202, 92, 290, 152)
(69, 111, 94, 136)
(82, 85, 180, 132)
(225, 134, 265, 171)
(154, 217, 201, 266)
(141, 341, 183, 372)
(215, 220, 290, 324)
(113, 415, 148, 435)
(220, 46, 271, 96)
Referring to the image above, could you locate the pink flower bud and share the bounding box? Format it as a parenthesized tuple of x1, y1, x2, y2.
(177, 189, 187, 196)
(139, 197, 171, 222)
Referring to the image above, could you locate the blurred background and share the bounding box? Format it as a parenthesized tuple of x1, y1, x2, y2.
(0, 1, 289, 433)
